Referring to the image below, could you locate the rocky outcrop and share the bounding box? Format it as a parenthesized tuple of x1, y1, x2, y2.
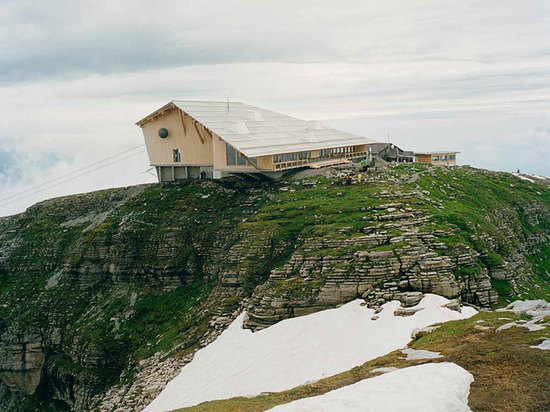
(0, 332, 43, 395)
(244, 189, 501, 330)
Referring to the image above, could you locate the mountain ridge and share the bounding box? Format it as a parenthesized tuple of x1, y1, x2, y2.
(1, 163, 549, 411)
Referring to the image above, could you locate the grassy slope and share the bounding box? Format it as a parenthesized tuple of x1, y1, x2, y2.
(403, 164, 550, 301)
(0, 180, 274, 409)
(173, 310, 550, 412)
(245, 164, 550, 303)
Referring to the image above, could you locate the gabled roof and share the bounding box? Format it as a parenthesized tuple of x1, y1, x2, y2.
(137, 100, 377, 158)
(367, 143, 414, 156)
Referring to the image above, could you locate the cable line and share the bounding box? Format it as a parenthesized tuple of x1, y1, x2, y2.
(0, 148, 146, 208)
(0, 144, 145, 202)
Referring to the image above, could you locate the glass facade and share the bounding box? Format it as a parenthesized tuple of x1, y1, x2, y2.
(226, 143, 254, 167)
(226, 144, 237, 166)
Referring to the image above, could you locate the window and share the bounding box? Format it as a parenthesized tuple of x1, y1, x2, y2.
(226, 144, 236, 166)
(442, 155, 447, 160)
(237, 152, 247, 166)
(173, 148, 181, 163)
(450, 155, 456, 160)
(433, 156, 439, 161)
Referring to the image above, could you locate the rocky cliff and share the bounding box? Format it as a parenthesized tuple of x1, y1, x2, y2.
(1, 164, 549, 411)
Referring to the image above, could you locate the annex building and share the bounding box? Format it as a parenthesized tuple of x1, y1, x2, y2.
(136, 101, 377, 181)
(415, 151, 459, 166)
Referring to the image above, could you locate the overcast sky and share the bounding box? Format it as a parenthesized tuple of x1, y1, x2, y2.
(1, 0, 549, 216)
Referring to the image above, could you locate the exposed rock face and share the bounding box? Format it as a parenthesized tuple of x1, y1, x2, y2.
(0, 181, 276, 411)
(0, 165, 549, 411)
(0, 332, 42, 395)
(244, 189, 500, 330)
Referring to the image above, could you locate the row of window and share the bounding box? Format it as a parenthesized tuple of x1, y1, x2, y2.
(273, 152, 312, 163)
(174, 144, 362, 167)
(433, 154, 456, 161)
(320, 147, 354, 157)
(272, 147, 357, 164)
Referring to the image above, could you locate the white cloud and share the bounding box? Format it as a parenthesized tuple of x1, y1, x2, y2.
(0, 1, 549, 216)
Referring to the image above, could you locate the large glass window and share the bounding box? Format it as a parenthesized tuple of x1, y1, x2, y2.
(433, 156, 439, 161)
(442, 155, 447, 160)
(226, 144, 236, 166)
(450, 155, 456, 160)
(237, 153, 247, 166)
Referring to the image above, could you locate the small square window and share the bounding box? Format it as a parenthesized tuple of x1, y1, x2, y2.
(450, 155, 456, 160)
(442, 155, 447, 160)
(433, 156, 439, 161)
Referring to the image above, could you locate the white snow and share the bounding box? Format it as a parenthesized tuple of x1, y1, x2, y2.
(531, 339, 550, 350)
(144, 294, 476, 412)
(371, 366, 399, 374)
(496, 300, 550, 332)
(496, 320, 548, 332)
(410, 325, 440, 339)
(401, 348, 442, 360)
(267, 363, 473, 412)
(498, 300, 550, 318)
(512, 173, 535, 183)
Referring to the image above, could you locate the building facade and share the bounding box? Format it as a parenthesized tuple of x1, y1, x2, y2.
(136, 101, 376, 181)
(367, 143, 415, 163)
(415, 151, 459, 166)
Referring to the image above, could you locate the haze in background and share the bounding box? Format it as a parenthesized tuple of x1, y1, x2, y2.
(1, 0, 549, 216)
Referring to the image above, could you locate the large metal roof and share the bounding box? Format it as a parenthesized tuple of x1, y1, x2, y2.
(161, 100, 377, 158)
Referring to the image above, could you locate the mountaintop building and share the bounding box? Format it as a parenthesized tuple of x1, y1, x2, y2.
(367, 143, 415, 163)
(136, 101, 377, 181)
(415, 151, 459, 165)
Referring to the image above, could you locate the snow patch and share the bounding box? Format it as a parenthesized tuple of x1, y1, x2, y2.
(531, 339, 550, 350)
(371, 367, 399, 374)
(144, 295, 476, 412)
(497, 300, 550, 332)
(498, 300, 550, 318)
(512, 173, 535, 183)
(496, 320, 547, 332)
(401, 348, 442, 360)
(411, 325, 440, 339)
(267, 363, 473, 412)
